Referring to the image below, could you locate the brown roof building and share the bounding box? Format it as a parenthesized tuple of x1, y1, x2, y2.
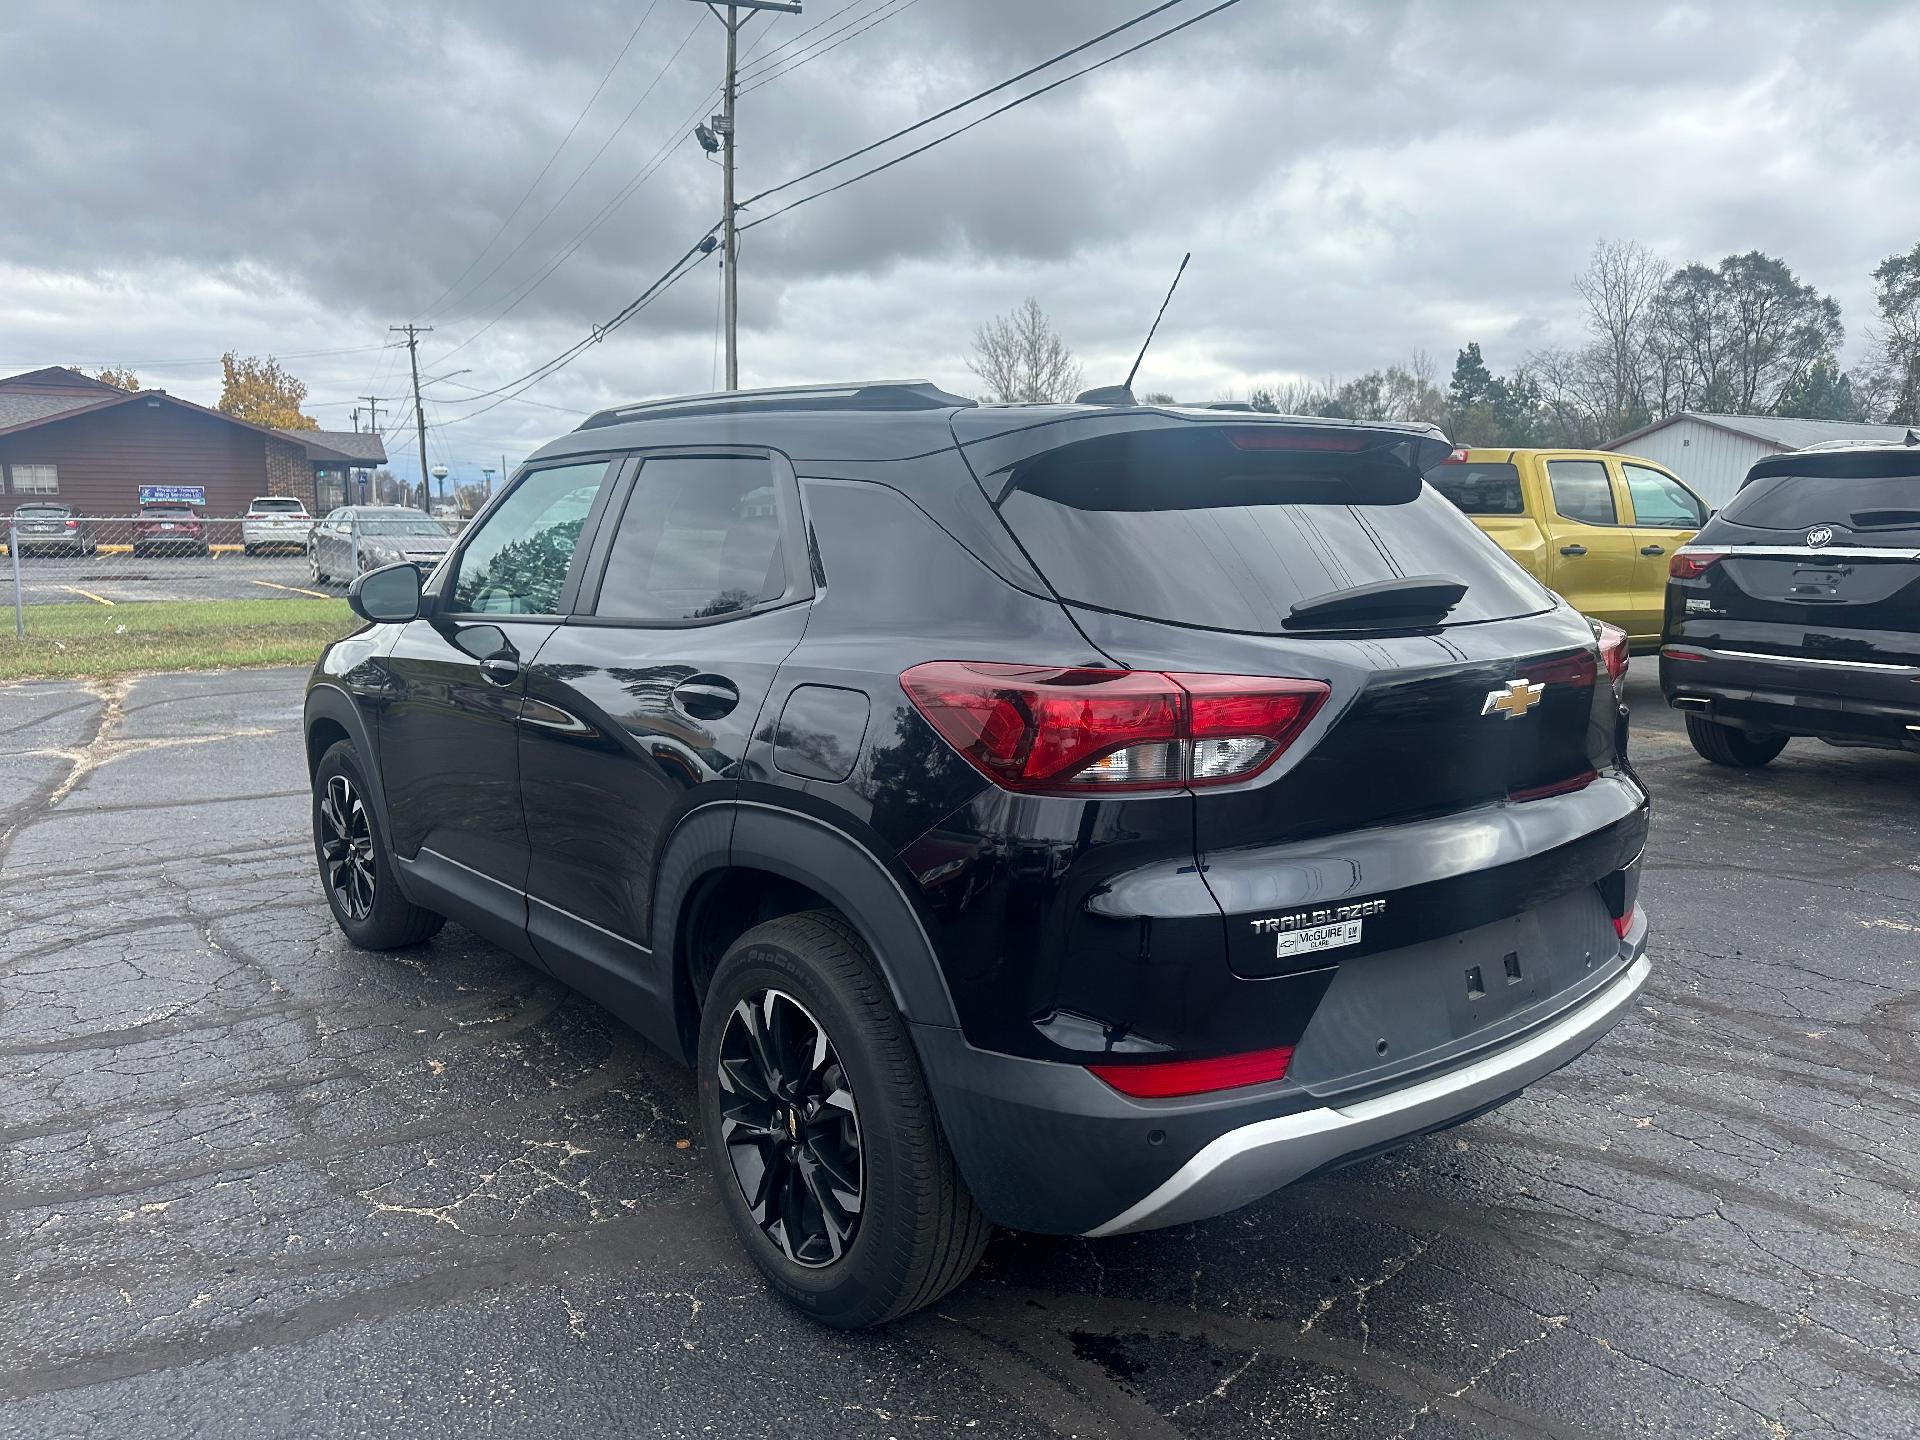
(0, 367, 387, 516)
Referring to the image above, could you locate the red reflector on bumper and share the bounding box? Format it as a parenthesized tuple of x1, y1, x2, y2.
(1089, 1045, 1294, 1099)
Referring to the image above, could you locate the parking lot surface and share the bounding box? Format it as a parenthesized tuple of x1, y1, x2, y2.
(2, 665, 1916, 1439)
(3, 550, 333, 607)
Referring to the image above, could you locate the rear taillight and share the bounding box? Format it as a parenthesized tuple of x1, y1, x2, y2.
(899, 662, 1330, 795)
(64, 519, 77, 529)
(1089, 1045, 1295, 1098)
(1441, 447, 1470, 464)
(1612, 904, 1640, 940)
(1595, 620, 1629, 683)
(1669, 548, 1725, 580)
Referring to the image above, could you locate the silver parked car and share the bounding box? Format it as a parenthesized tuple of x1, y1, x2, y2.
(308, 506, 455, 584)
(241, 496, 312, 555)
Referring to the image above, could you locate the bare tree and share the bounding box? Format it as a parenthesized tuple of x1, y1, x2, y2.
(1861, 241, 1920, 424)
(967, 297, 1083, 403)
(1574, 240, 1667, 432)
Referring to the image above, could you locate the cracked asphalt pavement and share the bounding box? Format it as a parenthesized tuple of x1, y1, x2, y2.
(1, 665, 1916, 1439)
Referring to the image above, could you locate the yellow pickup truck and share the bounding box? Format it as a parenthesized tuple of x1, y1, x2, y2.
(1428, 447, 1710, 647)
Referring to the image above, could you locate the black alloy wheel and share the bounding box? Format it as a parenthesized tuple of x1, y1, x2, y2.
(716, 988, 864, 1267)
(318, 773, 375, 921)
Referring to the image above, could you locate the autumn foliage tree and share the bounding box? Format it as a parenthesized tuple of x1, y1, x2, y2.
(218, 352, 318, 430)
(83, 366, 141, 391)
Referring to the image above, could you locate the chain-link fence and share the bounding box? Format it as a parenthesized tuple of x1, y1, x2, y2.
(2, 513, 469, 667)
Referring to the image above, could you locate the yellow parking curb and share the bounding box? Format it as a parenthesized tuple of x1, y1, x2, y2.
(60, 586, 115, 606)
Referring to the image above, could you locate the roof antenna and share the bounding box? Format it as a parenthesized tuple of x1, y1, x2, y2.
(1076, 251, 1191, 406)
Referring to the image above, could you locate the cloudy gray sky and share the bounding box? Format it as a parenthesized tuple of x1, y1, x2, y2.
(4, 0, 1916, 486)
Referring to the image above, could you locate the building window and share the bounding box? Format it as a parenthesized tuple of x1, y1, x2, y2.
(9, 463, 58, 495)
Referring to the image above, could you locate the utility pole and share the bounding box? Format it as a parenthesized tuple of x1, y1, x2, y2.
(390, 326, 433, 512)
(359, 395, 386, 437)
(688, 0, 800, 390)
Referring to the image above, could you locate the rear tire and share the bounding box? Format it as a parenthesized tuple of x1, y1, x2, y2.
(1685, 714, 1788, 768)
(312, 739, 443, 949)
(697, 911, 990, 1329)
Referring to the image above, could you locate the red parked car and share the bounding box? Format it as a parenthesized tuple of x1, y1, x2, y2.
(132, 505, 209, 557)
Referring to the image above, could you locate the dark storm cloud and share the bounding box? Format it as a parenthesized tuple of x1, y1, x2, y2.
(2, 0, 1916, 479)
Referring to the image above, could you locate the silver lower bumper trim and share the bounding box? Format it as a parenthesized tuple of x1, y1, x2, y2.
(1084, 952, 1652, 1237)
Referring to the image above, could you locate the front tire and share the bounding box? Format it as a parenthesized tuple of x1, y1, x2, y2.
(1685, 714, 1788, 768)
(311, 740, 443, 948)
(310, 547, 328, 584)
(697, 912, 990, 1328)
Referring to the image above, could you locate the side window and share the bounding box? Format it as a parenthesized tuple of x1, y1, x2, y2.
(1546, 459, 1618, 526)
(1624, 464, 1705, 527)
(449, 461, 610, 615)
(593, 456, 787, 622)
(1427, 462, 1524, 516)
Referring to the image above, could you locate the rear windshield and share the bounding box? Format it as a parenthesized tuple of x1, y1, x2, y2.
(1725, 454, 1920, 533)
(996, 429, 1551, 633)
(143, 507, 194, 517)
(14, 504, 67, 515)
(1427, 461, 1524, 515)
(251, 498, 306, 513)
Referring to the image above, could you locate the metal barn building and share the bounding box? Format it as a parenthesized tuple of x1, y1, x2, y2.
(1604, 412, 1918, 512)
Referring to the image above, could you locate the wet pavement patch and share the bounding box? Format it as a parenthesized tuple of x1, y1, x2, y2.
(1, 666, 1917, 1438)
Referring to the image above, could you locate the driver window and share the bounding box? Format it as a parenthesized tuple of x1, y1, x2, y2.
(449, 461, 610, 615)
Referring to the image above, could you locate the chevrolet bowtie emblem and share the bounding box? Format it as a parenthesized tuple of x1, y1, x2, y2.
(1482, 679, 1545, 719)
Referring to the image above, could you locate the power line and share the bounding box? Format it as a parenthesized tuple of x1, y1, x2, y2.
(417, 15, 779, 371)
(742, 0, 1246, 232)
(427, 0, 1243, 421)
(737, 0, 922, 96)
(435, 237, 719, 429)
(417, 0, 665, 322)
(428, 11, 705, 346)
(741, 0, 1192, 211)
(433, 377, 590, 416)
(732, 0, 866, 82)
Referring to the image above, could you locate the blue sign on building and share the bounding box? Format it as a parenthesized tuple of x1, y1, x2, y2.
(138, 485, 206, 506)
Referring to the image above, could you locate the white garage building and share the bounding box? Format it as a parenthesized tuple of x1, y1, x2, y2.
(1603, 412, 1918, 512)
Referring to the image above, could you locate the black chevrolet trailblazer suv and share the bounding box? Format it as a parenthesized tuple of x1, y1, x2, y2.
(304, 382, 1652, 1327)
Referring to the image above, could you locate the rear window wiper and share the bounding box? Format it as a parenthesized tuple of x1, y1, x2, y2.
(1284, 575, 1467, 631)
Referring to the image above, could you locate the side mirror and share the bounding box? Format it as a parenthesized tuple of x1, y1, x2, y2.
(348, 562, 422, 624)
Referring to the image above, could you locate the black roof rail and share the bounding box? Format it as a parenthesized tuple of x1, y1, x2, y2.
(577, 380, 975, 429)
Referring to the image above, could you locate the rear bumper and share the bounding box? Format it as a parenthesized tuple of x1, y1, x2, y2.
(913, 918, 1649, 1238)
(1086, 948, 1650, 1235)
(1661, 644, 1920, 746)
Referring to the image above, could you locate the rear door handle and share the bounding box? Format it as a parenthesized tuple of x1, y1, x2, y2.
(1559, 544, 1587, 557)
(479, 657, 520, 686)
(672, 676, 740, 720)
(1640, 544, 1665, 556)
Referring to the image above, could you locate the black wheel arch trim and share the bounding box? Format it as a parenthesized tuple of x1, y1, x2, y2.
(303, 682, 414, 906)
(652, 799, 963, 1065)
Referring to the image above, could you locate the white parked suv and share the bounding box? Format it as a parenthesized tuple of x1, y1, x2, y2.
(242, 497, 313, 555)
